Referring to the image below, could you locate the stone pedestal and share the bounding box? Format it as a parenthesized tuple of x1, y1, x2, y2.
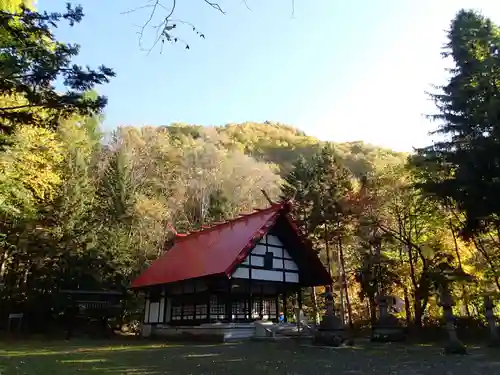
(440, 287, 467, 355)
(254, 320, 276, 338)
(484, 295, 500, 347)
(371, 295, 405, 342)
(141, 323, 152, 338)
(313, 287, 348, 346)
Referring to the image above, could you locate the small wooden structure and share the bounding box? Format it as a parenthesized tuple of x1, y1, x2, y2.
(60, 289, 123, 339)
(6, 313, 23, 334)
(131, 201, 332, 341)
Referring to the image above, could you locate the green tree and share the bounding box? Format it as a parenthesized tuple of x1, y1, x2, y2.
(0, 4, 115, 147)
(359, 165, 475, 327)
(282, 144, 355, 323)
(415, 9, 500, 237)
(283, 144, 353, 244)
(0, 112, 109, 321)
(0, 0, 32, 12)
(0, 125, 63, 217)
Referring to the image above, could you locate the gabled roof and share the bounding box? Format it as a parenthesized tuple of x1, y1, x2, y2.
(130, 202, 332, 289)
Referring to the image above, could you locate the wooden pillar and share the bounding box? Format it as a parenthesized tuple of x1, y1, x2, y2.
(180, 283, 184, 321)
(249, 252, 253, 321)
(192, 283, 197, 322)
(282, 288, 288, 323)
(297, 287, 303, 331)
(247, 280, 252, 321)
(207, 291, 211, 322)
(298, 287, 303, 310)
(226, 279, 232, 322)
(259, 285, 264, 319)
(275, 294, 279, 322)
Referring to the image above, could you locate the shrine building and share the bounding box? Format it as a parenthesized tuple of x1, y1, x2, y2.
(131, 201, 332, 340)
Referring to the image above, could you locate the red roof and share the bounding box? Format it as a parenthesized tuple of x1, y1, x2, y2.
(131, 202, 332, 288)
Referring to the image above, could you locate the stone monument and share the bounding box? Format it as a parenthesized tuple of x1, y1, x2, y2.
(313, 286, 347, 346)
(483, 294, 500, 347)
(440, 286, 467, 355)
(371, 295, 405, 342)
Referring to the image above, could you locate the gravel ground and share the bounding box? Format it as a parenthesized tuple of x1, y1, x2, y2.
(0, 339, 499, 374)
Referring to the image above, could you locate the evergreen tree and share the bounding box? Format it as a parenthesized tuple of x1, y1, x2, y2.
(282, 145, 353, 232)
(0, 4, 115, 147)
(416, 9, 500, 236)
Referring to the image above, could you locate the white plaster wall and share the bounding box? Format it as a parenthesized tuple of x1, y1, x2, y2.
(231, 233, 300, 283)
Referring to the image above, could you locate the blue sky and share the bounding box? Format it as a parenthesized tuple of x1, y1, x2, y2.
(39, 0, 500, 152)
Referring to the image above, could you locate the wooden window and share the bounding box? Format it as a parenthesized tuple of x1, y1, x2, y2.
(170, 295, 208, 322)
(232, 299, 248, 320)
(263, 251, 273, 270)
(210, 295, 225, 320)
(195, 304, 208, 320)
(171, 305, 182, 321)
(265, 298, 277, 317)
(183, 304, 194, 320)
(252, 298, 261, 319)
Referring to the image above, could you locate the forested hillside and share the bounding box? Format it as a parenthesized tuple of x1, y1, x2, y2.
(164, 121, 407, 176)
(0, 115, 406, 322)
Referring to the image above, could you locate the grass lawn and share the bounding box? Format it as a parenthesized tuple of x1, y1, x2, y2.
(0, 338, 499, 374)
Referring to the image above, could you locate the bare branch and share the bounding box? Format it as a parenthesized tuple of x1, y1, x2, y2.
(120, 4, 155, 15)
(125, 0, 295, 52)
(133, 0, 162, 50)
(241, 0, 252, 11)
(163, 0, 176, 20)
(203, 0, 225, 14)
(126, 0, 207, 52)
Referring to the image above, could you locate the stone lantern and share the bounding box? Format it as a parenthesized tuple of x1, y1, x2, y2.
(371, 295, 405, 342)
(439, 285, 466, 355)
(313, 286, 347, 346)
(483, 285, 499, 346)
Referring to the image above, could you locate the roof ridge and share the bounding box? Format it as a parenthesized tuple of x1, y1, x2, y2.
(174, 202, 283, 241)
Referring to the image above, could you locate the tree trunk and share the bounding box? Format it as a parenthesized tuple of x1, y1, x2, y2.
(365, 299, 371, 321)
(449, 221, 471, 317)
(336, 243, 345, 325)
(473, 237, 500, 291)
(403, 285, 411, 326)
(324, 226, 333, 288)
(0, 249, 9, 282)
(413, 297, 423, 328)
(407, 244, 421, 327)
(369, 294, 377, 325)
(311, 286, 320, 324)
(398, 242, 412, 325)
(367, 237, 377, 325)
(338, 237, 353, 328)
(413, 290, 429, 328)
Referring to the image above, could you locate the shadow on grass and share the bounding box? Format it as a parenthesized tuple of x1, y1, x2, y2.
(0, 339, 499, 375)
(0, 340, 255, 375)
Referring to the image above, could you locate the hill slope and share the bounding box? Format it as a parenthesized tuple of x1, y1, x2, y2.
(162, 121, 407, 176)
